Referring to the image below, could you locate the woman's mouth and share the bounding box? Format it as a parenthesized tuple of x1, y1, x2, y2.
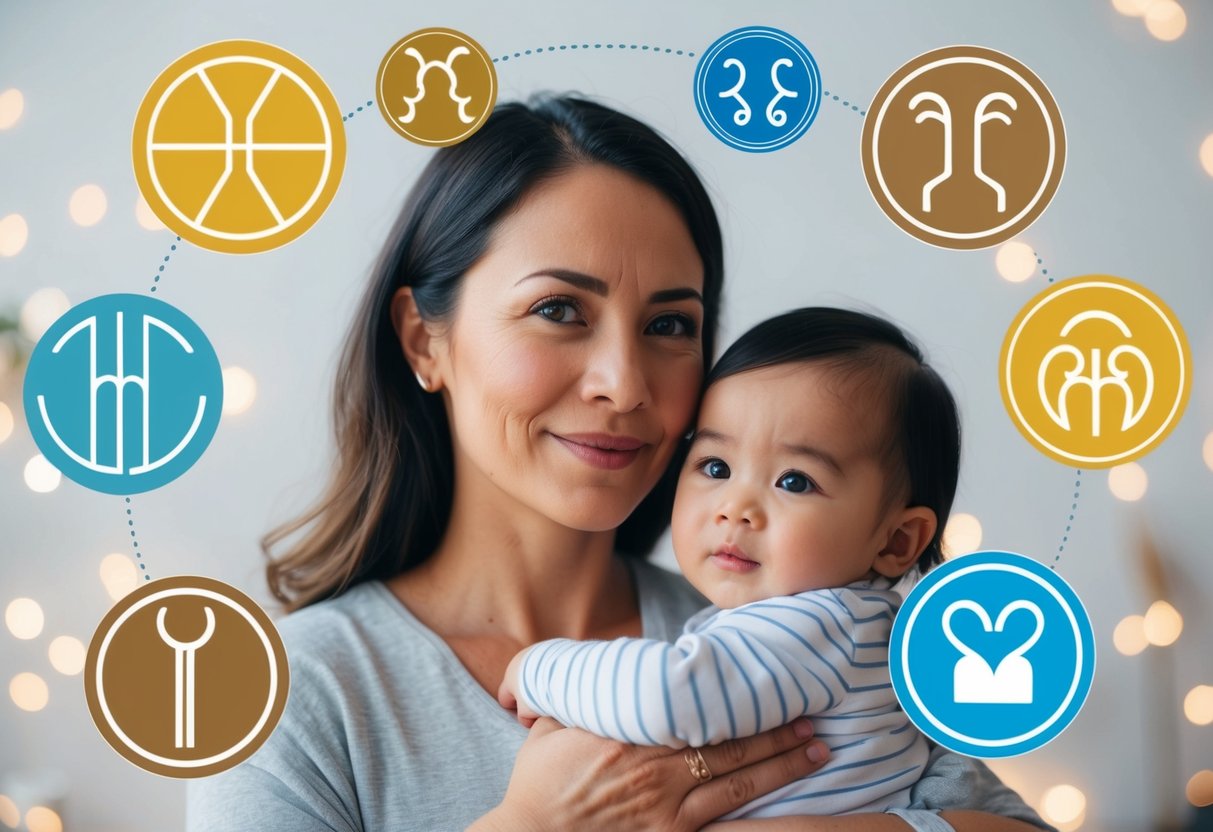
(552, 433, 646, 470)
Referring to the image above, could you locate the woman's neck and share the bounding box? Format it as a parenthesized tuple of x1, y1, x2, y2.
(390, 478, 639, 646)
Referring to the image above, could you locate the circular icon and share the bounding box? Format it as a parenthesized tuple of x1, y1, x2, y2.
(693, 26, 822, 153)
(1000, 275, 1191, 467)
(132, 39, 346, 254)
(376, 28, 498, 147)
(890, 551, 1095, 758)
(84, 576, 289, 778)
(861, 46, 1065, 249)
(23, 294, 223, 495)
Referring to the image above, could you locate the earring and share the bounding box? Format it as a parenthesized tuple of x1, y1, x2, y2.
(414, 371, 430, 392)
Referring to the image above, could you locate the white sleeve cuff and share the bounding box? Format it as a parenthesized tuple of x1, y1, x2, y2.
(885, 808, 955, 832)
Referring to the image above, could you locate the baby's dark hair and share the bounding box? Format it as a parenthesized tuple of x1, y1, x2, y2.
(705, 307, 961, 572)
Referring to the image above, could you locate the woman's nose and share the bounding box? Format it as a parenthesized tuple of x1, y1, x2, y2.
(580, 331, 654, 413)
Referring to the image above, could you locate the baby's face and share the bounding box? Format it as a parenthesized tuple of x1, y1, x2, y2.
(672, 362, 903, 609)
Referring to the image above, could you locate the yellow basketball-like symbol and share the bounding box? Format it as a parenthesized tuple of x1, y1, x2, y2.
(376, 28, 497, 147)
(132, 40, 346, 254)
(1000, 275, 1191, 467)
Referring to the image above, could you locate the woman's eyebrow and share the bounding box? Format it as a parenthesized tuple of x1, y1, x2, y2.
(517, 269, 703, 305)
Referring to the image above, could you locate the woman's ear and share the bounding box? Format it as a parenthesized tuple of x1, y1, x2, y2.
(872, 507, 938, 578)
(390, 287, 444, 393)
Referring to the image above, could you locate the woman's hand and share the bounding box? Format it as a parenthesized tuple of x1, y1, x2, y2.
(472, 716, 830, 832)
(496, 648, 541, 728)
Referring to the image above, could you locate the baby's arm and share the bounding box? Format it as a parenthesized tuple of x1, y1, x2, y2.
(502, 597, 856, 747)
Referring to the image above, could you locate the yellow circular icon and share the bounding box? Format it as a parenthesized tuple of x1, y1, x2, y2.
(84, 575, 290, 778)
(376, 28, 498, 146)
(132, 40, 346, 254)
(1000, 275, 1191, 467)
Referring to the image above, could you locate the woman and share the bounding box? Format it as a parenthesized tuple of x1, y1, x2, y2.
(186, 96, 1053, 832)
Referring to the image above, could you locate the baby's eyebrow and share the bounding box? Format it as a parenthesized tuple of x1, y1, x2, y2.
(690, 428, 730, 446)
(780, 443, 844, 476)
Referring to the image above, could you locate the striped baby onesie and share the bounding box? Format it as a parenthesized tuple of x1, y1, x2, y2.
(516, 577, 929, 819)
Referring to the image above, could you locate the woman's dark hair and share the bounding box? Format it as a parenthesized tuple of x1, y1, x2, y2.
(706, 307, 961, 572)
(265, 95, 724, 610)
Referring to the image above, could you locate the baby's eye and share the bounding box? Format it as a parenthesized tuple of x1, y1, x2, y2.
(700, 458, 730, 479)
(777, 471, 816, 493)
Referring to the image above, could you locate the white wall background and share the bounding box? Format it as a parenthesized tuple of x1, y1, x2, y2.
(1, 1, 1210, 830)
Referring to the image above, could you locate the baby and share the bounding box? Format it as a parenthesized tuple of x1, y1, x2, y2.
(498, 307, 962, 819)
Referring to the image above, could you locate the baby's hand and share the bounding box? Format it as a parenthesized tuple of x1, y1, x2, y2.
(496, 648, 541, 728)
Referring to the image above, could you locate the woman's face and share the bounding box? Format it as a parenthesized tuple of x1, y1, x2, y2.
(426, 164, 706, 533)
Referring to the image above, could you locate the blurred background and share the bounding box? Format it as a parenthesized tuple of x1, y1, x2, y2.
(1, 0, 1210, 830)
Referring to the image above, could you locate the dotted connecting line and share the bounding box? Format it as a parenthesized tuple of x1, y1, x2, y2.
(149, 237, 182, 294)
(1051, 470, 1082, 569)
(494, 43, 696, 63)
(125, 497, 151, 581)
(342, 100, 375, 122)
(1035, 251, 1051, 282)
(822, 89, 866, 117)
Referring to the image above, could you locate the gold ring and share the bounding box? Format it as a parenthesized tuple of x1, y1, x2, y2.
(684, 747, 713, 783)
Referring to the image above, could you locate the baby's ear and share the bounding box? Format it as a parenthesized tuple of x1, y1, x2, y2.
(872, 507, 937, 578)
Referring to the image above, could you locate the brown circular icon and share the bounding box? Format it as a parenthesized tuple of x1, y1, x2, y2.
(375, 28, 497, 146)
(861, 46, 1065, 250)
(84, 576, 289, 778)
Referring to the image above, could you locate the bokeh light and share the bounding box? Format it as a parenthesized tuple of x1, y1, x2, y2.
(100, 553, 139, 602)
(1143, 599, 1182, 646)
(1183, 685, 1213, 726)
(1108, 462, 1147, 501)
(5, 598, 44, 640)
(24, 807, 61, 832)
(1189, 770, 1213, 808)
(1203, 431, 1213, 472)
(19, 287, 69, 342)
(1145, 0, 1186, 39)
(23, 455, 61, 494)
(48, 636, 85, 676)
(1112, 614, 1148, 656)
(222, 366, 257, 416)
(942, 513, 983, 556)
(1202, 135, 1213, 178)
(0, 794, 18, 829)
(0, 88, 22, 130)
(0, 213, 28, 257)
(9, 672, 49, 712)
(995, 241, 1037, 283)
(1041, 784, 1086, 828)
(0, 402, 13, 445)
(68, 184, 107, 227)
(1111, 0, 1154, 16)
(135, 194, 166, 231)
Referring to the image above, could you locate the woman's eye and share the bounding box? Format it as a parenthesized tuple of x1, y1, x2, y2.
(777, 472, 816, 493)
(532, 298, 583, 324)
(700, 459, 730, 479)
(646, 313, 697, 338)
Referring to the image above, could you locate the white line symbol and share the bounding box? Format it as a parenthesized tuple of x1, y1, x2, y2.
(766, 58, 798, 127)
(718, 58, 750, 125)
(398, 46, 474, 125)
(145, 55, 336, 242)
(36, 312, 207, 476)
(1038, 310, 1154, 437)
(910, 92, 953, 213)
(156, 606, 216, 749)
(909, 90, 1017, 214)
(973, 92, 1017, 213)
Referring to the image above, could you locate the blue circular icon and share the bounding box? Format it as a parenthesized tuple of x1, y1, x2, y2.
(23, 293, 223, 495)
(890, 551, 1095, 758)
(693, 26, 822, 153)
